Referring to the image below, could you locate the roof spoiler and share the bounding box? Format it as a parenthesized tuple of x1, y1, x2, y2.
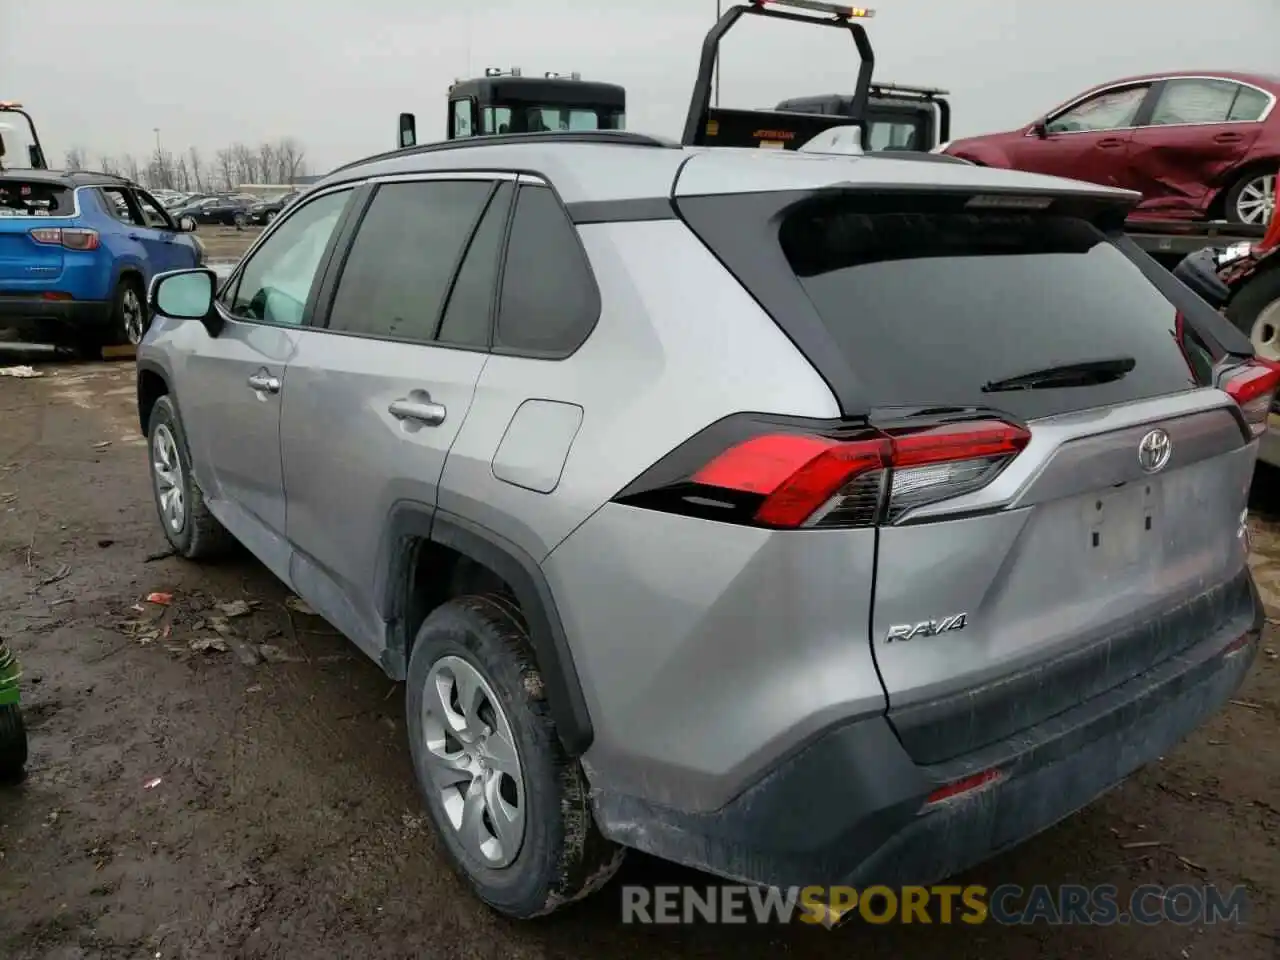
(682, 1, 876, 151)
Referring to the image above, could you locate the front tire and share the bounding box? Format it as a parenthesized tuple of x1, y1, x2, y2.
(406, 596, 623, 918)
(1224, 170, 1276, 226)
(146, 395, 232, 561)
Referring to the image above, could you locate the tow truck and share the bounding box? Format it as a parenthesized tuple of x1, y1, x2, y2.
(0, 102, 48, 170)
(396, 1, 1252, 271)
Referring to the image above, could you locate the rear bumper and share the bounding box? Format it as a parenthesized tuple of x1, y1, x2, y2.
(0, 297, 112, 340)
(591, 577, 1262, 890)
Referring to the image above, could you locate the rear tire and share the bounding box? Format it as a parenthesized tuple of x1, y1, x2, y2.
(1224, 170, 1277, 226)
(405, 595, 623, 918)
(0, 705, 28, 783)
(1226, 267, 1280, 362)
(108, 276, 148, 347)
(146, 395, 233, 561)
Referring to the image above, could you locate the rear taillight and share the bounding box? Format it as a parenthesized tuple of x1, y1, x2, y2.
(1222, 360, 1280, 438)
(29, 227, 99, 251)
(613, 416, 1030, 529)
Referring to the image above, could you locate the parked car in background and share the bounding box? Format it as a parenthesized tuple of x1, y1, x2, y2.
(172, 194, 255, 227)
(0, 170, 202, 349)
(944, 72, 1280, 225)
(245, 190, 301, 225)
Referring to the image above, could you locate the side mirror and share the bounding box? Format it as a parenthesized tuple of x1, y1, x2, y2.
(149, 268, 224, 338)
(178, 215, 197, 232)
(1032, 120, 1049, 139)
(399, 112, 417, 148)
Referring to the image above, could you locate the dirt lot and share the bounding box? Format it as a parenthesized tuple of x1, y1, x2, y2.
(0, 349, 1277, 959)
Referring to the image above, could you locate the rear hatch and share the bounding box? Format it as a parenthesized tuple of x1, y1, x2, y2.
(674, 151, 1264, 764)
(0, 178, 75, 288)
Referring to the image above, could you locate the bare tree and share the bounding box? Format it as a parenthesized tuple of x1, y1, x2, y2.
(96, 154, 119, 176)
(215, 149, 235, 191)
(230, 142, 256, 186)
(274, 137, 306, 183)
(174, 155, 191, 192)
(63, 146, 87, 171)
(122, 154, 142, 183)
(148, 147, 177, 190)
(187, 147, 205, 192)
(257, 142, 277, 183)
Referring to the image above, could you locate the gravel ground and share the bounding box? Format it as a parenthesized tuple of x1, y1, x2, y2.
(0, 353, 1276, 959)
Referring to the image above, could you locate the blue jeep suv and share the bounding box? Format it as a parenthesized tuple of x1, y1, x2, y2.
(0, 170, 203, 349)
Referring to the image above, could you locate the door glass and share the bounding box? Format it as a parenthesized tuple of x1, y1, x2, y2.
(1149, 79, 1238, 126)
(483, 106, 513, 134)
(134, 191, 172, 228)
(437, 182, 513, 348)
(100, 187, 141, 225)
(225, 189, 349, 326)
(867, 120, 920, 151)
(452, 100, 474, 137)
(1228, 85, 1271, 122)
(1047, 86, 1147, 133)
(326, 180, 494, 343)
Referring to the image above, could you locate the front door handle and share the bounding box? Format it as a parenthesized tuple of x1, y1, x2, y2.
(389, 398, 446, 426)
(247, 372, 280, 394)
(1097, 137, 1126, 148)
(1214, 132, 1244, 144)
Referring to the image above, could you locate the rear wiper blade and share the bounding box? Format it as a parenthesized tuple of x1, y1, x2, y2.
(982, 357, 1136, 393)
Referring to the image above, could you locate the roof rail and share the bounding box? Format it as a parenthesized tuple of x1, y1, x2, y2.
(332, 129, 681, 175)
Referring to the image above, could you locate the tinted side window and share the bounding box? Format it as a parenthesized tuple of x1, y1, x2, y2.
(1149, 79, 1237, 126)
(1228, 85, 1271, 122)
(326, 180, 492, 343)
(1048, 86, 1147, 133)
(437, 182, 513, 348)
(493, 185, 599, 356)
(224, 189, 349, 326)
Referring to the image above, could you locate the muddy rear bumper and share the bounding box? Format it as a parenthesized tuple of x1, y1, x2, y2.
(0, 297, 112, 342)
(591, 575, 1262, 891)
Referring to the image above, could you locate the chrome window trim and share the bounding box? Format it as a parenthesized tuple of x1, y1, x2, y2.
(1025, 74, 1277, 138)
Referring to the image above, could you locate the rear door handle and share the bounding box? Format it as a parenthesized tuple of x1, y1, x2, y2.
(389, 398, 446, 426)
(247, 373, 280, 394)
(1098, 137, 1126, 148)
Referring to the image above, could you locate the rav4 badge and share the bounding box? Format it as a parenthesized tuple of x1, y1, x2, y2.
(884, 614, 968, 643)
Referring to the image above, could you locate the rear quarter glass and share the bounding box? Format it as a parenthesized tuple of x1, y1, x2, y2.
(678, 191, 1202, 421)
(0, 180, 73, 217)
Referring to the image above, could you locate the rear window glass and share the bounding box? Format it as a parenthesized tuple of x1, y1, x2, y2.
(775, 205, 1197, 417)
(0, 180, 73, 217)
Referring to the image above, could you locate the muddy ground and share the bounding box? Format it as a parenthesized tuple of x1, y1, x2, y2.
(0, 272, 1277, 957)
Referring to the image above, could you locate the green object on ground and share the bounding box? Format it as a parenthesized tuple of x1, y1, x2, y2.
(0, 641, 20, 708)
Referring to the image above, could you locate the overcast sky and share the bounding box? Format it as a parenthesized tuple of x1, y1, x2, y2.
(3, 0, 1277, 174)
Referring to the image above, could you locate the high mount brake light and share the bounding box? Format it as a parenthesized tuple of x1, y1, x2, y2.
(614, 417, 1030, 529)
(750, 0, 875, 18)
(1222, 359, 1280, 438)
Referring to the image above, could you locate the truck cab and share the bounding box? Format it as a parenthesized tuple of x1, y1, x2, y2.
(776, 82, 952, 152)
(398, 69, 625, 149)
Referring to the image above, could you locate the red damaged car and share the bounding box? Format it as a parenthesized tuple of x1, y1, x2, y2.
(943, 72, 1279, 225)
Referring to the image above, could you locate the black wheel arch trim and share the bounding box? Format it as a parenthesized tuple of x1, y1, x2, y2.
(378, 502, 594, 756)
(135, 357, 174, 434)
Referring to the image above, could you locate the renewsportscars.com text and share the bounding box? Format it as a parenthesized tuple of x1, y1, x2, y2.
(620, 883, 1249, 927)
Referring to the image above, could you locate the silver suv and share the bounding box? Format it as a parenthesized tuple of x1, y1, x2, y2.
(136, 130, 1272, 919)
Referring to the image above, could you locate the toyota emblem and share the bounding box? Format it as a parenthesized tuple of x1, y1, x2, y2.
(1137, 428, 1172, 474)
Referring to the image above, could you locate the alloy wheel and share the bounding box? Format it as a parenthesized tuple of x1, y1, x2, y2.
(1236, 174, 1276, 226)
(122, 287, 145, 344)
(421, 655, 526, 868)
(151, 423, 186, 534)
